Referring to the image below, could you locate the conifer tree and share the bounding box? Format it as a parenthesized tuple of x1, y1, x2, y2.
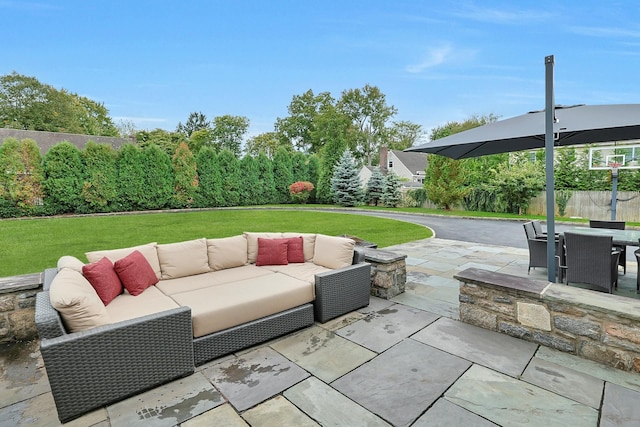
(238, 154, 261, 205)
(195, 147, 224, 207)
(43, 141, 85, 213)
(330, 150, 363, 207)
(82, 141, 117, 212)
(272, 146, 294, 203)
(217, 149, 240, 206)
(171, 141, 198, 208)
(256, 152, 277, 204)
(365, 168, 385, 206)
(381, 171, 402, 207)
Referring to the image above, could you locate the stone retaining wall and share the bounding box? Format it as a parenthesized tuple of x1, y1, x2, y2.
(0, 273, 42, 343)
(456, 267, 640, 373)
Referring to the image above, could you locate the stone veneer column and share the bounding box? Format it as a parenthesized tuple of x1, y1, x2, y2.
(0, 273, 42, 343)
(363, 248, 407, 299)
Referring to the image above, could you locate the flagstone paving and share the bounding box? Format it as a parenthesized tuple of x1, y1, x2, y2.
(3, 237, 640, 426)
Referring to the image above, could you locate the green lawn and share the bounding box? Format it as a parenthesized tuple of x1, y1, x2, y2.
(0, 209, 432, 277)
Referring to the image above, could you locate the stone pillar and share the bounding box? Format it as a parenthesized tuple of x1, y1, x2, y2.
(364, 248, 406, 299)
(0, 273, 42, 343)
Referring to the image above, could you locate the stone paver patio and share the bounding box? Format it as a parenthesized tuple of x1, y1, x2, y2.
(2, 237, 640, 426)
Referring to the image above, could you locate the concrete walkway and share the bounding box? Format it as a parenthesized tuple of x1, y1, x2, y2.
(2, 238, 640, 426)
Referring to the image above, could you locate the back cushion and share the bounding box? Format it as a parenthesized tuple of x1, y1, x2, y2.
(207, 235, 248, 271)
(244, 232, 284, 264)
(313, 234, 355, 269)
(157, 238, 210, 279)
(57, 255, 85, 273)
(86, 242, 161, 280)
(49, 268, 112, 332)
(282, 233, 316, 261)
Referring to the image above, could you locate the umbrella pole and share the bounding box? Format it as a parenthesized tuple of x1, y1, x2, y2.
(545, 55, 556, 283)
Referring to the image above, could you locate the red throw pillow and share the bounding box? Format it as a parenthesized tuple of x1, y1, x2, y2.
(256, 238, 289, 266)
(113, 250, 159, 296)
(82, 257, 123, 305)
(286, 236, 305, 263)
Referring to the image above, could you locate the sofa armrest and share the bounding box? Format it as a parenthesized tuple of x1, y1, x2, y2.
(35, 291, 66, 340)
(353, 247, 366, 264)
(41, 306, 194, 423)
(314, 262, 371, 323)
(42, 267, 58, 291)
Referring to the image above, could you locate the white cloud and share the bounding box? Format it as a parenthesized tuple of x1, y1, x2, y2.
(405, 44, 454, 73)
(453, 5, 553, 25)
(568, 26, 640, 38)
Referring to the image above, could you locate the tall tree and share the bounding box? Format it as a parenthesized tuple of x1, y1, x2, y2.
(313, 106, 350, 204)
(424, 154, 468, 210)
(238, 155, 261, 205)
(217, 149, 241, 206)
(365, 168, 385, 206)
(256, 152, 277, 204)
(135, 128, 184, 155)
(42, 141, 85, 213)
(0, 72, 118, 135)
(141, 144, 174, 210)
(330, 150, 363, 207)
(272, 146, 294, 203)
(81, 141, 118, 211)
(210, 115, 249, 157)
(0, 137, 43, 212)
(245, 132, 290, 158)
(291, 151, 309, 182)
(381, 171, 402, 208)
(171, 142, 198, 208)
(275, 89, 335, 153)
(338, 84, 397, 166)
(388, 120, 424, 151)
(195, 147, 224, 207)
(176, 111, 210, 138)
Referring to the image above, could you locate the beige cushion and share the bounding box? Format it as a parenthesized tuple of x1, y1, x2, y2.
(259, 262, 330, 287)
(105, 286, 180, 324)
(49, 268, 111, 332)
(156, 266, 273, 296)
(207, 235, 248, 271)
(244, 232, 283, 264)
(171, 273, 314, 337)
(57, 256, 85, 273)
(157, 238, 210, 279)
(86, 242, 161, 280)
(282, 233, 317, 262)
(313, 234, 355, 269)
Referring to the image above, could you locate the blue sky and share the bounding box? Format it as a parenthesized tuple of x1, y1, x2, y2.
(3, 1, 640, 141)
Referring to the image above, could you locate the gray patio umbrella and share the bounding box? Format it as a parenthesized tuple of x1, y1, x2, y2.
(406, 102, 640, 281)
(405, 103, 640, 159)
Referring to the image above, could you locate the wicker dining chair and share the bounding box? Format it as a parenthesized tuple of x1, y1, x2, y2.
(635, 238, 640, 293)
(523, 222, 547, 274)
(531, 220, 560, 240)
(589, 219, 626, 275)
(563, 232, 621, 293)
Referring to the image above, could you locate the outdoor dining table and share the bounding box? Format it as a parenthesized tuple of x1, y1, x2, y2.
(566, 227, 640, 247)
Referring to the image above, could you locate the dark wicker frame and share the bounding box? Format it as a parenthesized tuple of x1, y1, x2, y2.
(35, 247, 371, 421)
(589, 219, 627, 274)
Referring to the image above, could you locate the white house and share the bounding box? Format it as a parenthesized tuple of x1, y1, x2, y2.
(359, 147, 427, 187)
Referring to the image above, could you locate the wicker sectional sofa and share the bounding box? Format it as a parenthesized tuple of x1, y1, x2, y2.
(34, 232, 371, 422)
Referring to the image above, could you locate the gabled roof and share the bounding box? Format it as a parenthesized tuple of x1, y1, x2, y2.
(391, 150, 427, 174)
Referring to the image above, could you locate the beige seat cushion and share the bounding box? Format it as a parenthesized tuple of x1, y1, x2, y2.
(157, 238, 210, 279)
(207, 235, 248, 271)
(282, 233, 317, 262)
(86, 242, 162, 280)
(49, 268, 111, 332)
(313, 234, 355, 269)
(260, 262, 330, 287)
(244, 232, 284, 264)
(105, 286, 180, 324)
(171, 273, 314, 337)
(156, 266, 273, 296)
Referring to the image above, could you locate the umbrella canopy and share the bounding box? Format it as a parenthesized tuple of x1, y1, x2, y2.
(406, 104, 640, 159)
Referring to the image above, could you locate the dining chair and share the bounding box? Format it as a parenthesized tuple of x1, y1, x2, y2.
(635, 238, 640, 293)
(589, 219, 626, 275)
(563, 232, 621, 293)
(524, 222, 563, 281)
(531, 220, 560, 240)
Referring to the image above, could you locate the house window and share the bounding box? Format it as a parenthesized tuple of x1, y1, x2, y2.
(388, 160, 393, 168)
